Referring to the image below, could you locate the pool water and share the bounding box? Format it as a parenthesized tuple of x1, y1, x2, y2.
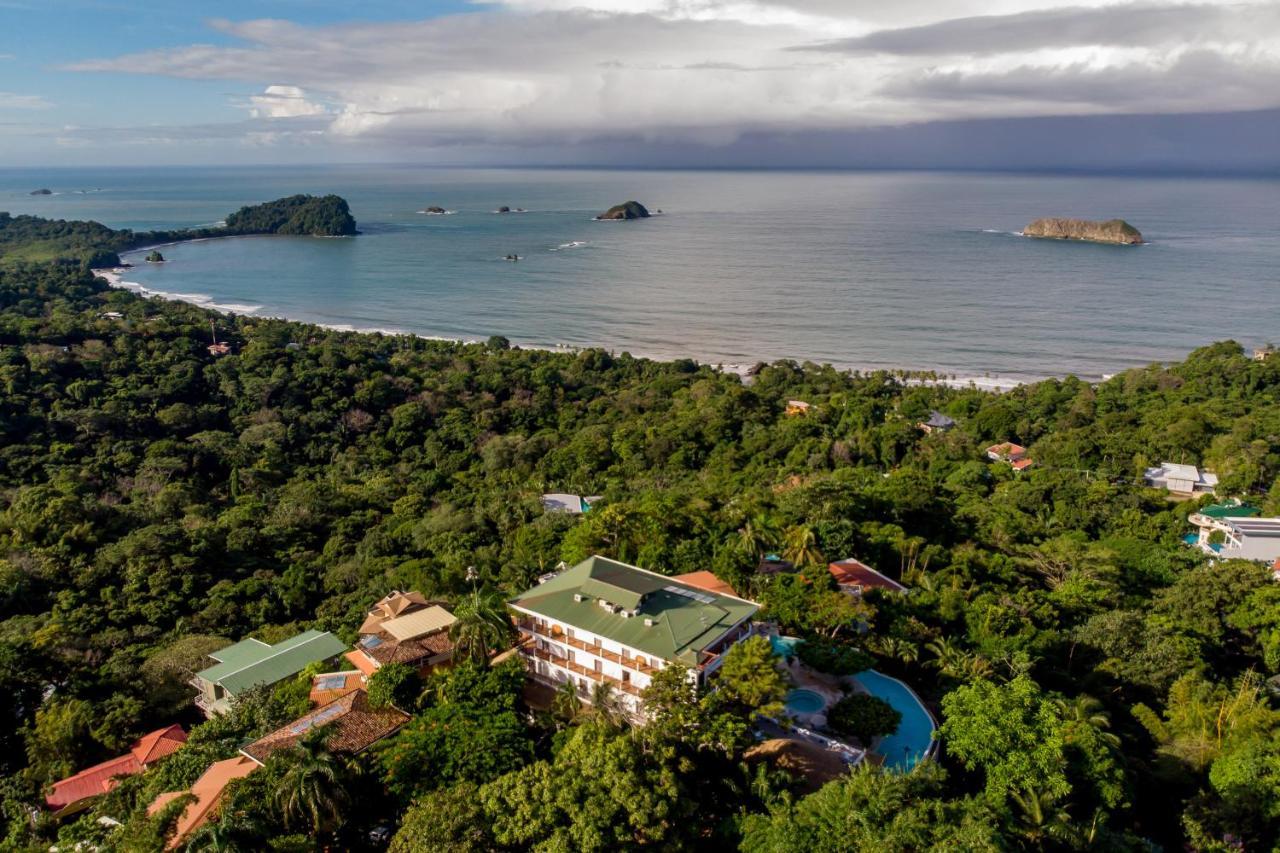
(854, 670, 936, 771)
(771, 635, 802, 657)
(784, 688, 826, 715)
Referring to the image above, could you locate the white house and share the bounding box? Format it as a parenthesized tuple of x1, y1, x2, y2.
(1144, 462, 1218, 497)
(509, 556, 759, 719)
(1199, 516, 1280, 565)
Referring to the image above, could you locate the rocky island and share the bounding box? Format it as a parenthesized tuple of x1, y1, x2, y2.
(596, 201, 650, 220)
(29, 188, 52, 195)
(1023, 218, 1143, 245)
(422, 206, 447, 215)
(145, 250, 165, 263)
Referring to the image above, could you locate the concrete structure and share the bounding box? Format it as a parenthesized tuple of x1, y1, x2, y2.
(1144, 462, 1219, 497)
(192, 630, 347, 716)
(541, 493, 602, 514)
(1196, 516, 1280, 565)
(510, 556, 759, 718)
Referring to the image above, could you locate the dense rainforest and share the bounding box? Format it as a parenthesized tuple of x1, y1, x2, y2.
(0, 194, 356, 267)
(0, 224, 1278, 850)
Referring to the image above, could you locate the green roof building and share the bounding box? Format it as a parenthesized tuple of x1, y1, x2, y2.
(510, 556, 759, 716)
(192, 630, 347, 716)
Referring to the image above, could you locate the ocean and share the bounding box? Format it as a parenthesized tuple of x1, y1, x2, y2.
(3, 165, 1277, 384)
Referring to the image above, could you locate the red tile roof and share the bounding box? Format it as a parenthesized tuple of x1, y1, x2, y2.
(148, 755, 258, 848)
(671, 570, 738, 597)
(47, 726, 187, 811)
(828, 559, 907, 593)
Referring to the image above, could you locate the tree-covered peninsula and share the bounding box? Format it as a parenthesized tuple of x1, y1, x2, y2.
(0, 216, 1278, 851)
(0, 194, 357, 268)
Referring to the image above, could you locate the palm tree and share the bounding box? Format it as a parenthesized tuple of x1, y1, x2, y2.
(587, 681, 628, 729)
(874, 636, 919, 665)
(553, 677, 582, 723)
(736, 512, 781, 561)
(1057, 695, 1121, 748)
(450, 586, 515, 663)
(183, 810, 260, 852)
(1008, 783, 1074, 847)
(272, 730, 352, 836)
(925, 638, 990, 680)
(781, 523, 823, 568)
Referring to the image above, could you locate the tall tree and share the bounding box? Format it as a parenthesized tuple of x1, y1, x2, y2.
(449, 587, 515, 663)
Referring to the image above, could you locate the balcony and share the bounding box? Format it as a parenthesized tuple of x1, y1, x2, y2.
(527, 645, 642, 696)
(516, 618, 658, 674)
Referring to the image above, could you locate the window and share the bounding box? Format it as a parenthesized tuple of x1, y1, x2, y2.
(593, 637, 602, 649)
(622, 670, 630, 683)
(594, 659, 602, 673)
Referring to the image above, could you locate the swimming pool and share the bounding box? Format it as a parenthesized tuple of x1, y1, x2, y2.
(784, 688, 827, 716)
(771, 635, 802, 658)
(853, 670, 936, 771)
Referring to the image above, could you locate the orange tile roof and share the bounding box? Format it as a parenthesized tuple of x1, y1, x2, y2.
(671, 570, 738, 597)
(149, 755, 258, 848)
(309, 671, 364, 706)
(344, 649, 380, 677)
(828, 559, 907, 593)
(46, 726, 187, 811)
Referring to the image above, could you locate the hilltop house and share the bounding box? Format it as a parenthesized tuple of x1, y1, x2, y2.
(191, 630, 347, 716)
(785, 400, 811, 417)
(541, 493, 602, 514)
(239, 689, 409, 766)
(1194, 515, 1280, 565)
(46, 725, 186, 816)
(828, 558, 907, 596)
(918, 411, 955, 434)
(510, 556, 760, 718)
(986, 442, 1034, 471)
(345, 591, 457, 678)
(1144, 462, 1218, 497)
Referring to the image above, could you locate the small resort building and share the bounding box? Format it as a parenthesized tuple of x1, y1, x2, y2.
(1144, 462, 1219, 497)
(785, 400, 811, 416)
(345, 591, 457, 678)
(1195, 516, 1280, 565)
(191, 630, 347, 716)
(670, 570, 739, 597)
(540, 493, 601, 514)
(46, 725, 187, 816)
(828, 558, 907, 595)
(510, 556, 760, 718)
(986, 442, 1034, 471)
(917, 411, 955, 434)
(239, 690, 410, 766)
(148, 756, 258, 848)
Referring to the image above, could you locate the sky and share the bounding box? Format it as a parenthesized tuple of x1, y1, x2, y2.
(2, 0, 1278, 170)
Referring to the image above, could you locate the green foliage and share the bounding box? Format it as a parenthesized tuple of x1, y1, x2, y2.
(795, 637, 874, 675)
(223, 195, 357, 237)
(713, 635, 788, 718)
(826, 693, 902, 742)
(366, 661, 420, 710)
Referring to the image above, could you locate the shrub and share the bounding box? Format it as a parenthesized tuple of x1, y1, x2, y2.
(827, 694, 901, 742)
(796, 637, 874, 675)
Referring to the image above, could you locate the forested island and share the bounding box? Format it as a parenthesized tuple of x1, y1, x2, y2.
(0, 213, 1278, 851)
(0, 194, 356, 268)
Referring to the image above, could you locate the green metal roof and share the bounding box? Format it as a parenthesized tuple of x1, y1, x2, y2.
(510, 556, 759, 667)
(1198, 502, 1261, 520)
(197, 630, 347, 696)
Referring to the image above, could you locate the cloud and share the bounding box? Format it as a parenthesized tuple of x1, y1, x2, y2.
(799, 2, 1280, 56)
(56, 0, 1280, 154)
(0, 92, 52, 110)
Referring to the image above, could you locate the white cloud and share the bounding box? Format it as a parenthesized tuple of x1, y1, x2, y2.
(60, 0, 1280, 151)
(0, 92, 52, 110)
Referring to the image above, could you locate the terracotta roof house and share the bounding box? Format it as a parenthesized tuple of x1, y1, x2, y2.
(192, 630, 347, 717)
(309, 670, 364, 705)
(828, 558, 908, 595)
(239, 690, 409, 765)
(917, 411, 955, 434)
(346, 594, 457, 678)
(785, 400, 811, 416)
(148, 755, 258, 849)
(671, 570, 738, 597)
(46, 725, 187, 816)
(510, 556, 760, 718)
(1144, 462, 1218, 498)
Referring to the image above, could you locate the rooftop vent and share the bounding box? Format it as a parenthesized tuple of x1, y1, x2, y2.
(644, 617, 655, 627)
(573, 593, 584, 603)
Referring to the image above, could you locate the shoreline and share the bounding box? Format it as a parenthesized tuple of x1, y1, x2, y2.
(95, 258, 1047, 393)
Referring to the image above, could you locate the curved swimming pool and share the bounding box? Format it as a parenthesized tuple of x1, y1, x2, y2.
(784, 688, 827, 715)
(853, 670, 936, 771)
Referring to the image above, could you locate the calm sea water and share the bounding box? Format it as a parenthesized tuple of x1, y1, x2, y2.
(3, 165, 1277, 383)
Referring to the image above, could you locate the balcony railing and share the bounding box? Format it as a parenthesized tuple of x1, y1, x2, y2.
(516, 618, 658, 674)
(527, 646, 642, 696)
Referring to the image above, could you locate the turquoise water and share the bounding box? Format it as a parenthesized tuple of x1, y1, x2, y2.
(855, 670, 936, 771)
(784, 688, 826, 715)
(770, 635, 802, 658)
(4, 166, 1279, 381)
